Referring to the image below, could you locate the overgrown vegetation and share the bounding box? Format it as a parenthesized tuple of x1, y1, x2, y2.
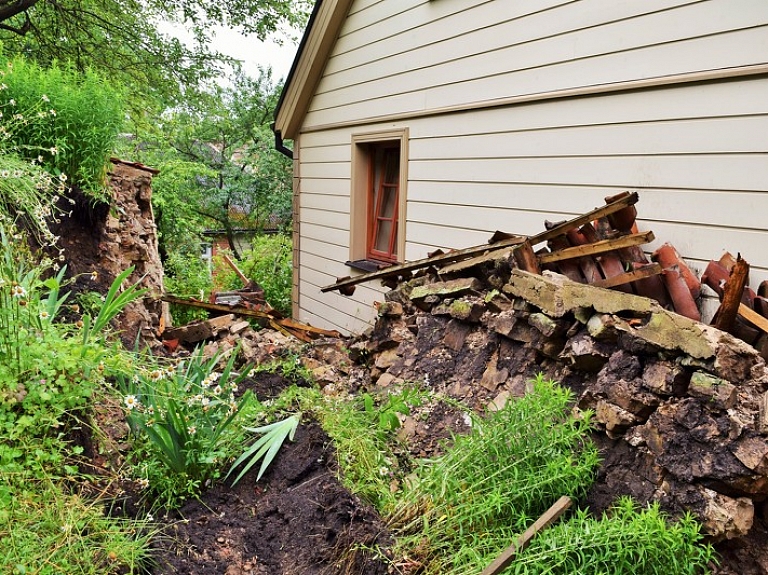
(117, 347, 255, 508)
(212, 234, 293, 315)
(0, 226, 153, 573)
(0, 57, 123, 200)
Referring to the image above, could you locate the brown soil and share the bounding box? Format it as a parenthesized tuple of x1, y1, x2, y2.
(145, 372, 392, 575)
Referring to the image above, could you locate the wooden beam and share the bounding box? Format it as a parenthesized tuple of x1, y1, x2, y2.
(714, 255, 749, 333)
(480, 496, 572, 575)
(739, 303, 768, 335)
(320, 235, 527, 293)
(321, 192, 639, 293)
(162, 295, 272, 320)
(538, 231, 654, 264)
(513, 240, 541, 274)
(526, 192, 639, 247)
(592, 262, 662, 289)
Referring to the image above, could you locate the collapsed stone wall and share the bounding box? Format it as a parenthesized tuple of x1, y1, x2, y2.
(352, 269, 768, 547)
(53, 159, 166, 346)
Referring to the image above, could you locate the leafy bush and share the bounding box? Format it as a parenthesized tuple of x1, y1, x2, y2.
(118, 347, 254, 507)
(511, 497, 715, 574)
(0, 225, 143, 475)
(163, 249, 211, 325)
(213, 233, 292, 315)
(0, 57, 123, 200)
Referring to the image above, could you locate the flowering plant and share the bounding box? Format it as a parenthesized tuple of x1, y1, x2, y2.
(118, 346, 253, 506)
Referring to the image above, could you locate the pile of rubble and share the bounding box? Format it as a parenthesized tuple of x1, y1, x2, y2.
(324, 193, 768, 557)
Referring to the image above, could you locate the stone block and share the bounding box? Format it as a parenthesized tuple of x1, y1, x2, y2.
(595, 400, 638, 437)
(409, 277, 483, 303)
(642, 360, 690, 396)
(689, 371, 737, 409)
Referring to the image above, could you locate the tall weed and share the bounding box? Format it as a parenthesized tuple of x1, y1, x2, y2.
(387, 376, 600, 573)
(0, 57, 123, 200)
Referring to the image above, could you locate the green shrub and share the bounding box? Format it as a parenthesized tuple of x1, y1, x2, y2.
(213, 233, 292, 315)
(163, 249, 211, 325)
(511, 497, 715, 575)
(387, 375, 600, 574)
(118, 347, 254, 508)
(0, 57, 123, 200)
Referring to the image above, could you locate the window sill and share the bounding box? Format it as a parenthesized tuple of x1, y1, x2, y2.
(345, 259, 395, 273)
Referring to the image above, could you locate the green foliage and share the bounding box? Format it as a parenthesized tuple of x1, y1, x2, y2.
(163, 250, 212, 325)
(0, 0, 310, 109)
(118, 347, 254, 508)
(140, 70, 293, 262)
(0, 479, 155, 574)
(314, 391, 406, 510)
(363, 386, 423, 432)
(0, 57, 124, 200)
(387, 375, 600, 574)
(213, 234, 293, 315)
(227, 412, 301, 485)
(511, 497, 715, 575)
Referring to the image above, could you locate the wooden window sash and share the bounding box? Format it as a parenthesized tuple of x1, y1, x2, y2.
(367, 146, 400, 263)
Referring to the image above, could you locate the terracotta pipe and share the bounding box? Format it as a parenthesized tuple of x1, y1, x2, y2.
(701, 260, 729, 298)
(662, 267, 701, 321)
(604, 192, 638, 232)
(652, 243, 700, 300)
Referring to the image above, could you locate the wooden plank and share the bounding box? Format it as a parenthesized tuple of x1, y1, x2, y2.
(714, 256, 749, 333)
(538, 231, 655, 264)
(739, 303, 768, 335)
(321, 192, 638, 293)
(480, 496, 572, 575)
(320, 235, 527, 292)
(592, 263, 662, 289)
(527, 192, 639, 246)
(162, 295, 274, 320)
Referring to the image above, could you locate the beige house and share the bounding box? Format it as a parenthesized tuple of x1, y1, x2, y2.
(273, 0, 768, 335)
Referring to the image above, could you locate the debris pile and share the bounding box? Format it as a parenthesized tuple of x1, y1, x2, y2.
(326, 194, 768, 551)
(325, 192, 768, 360)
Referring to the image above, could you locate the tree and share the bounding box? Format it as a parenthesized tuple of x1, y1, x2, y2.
(140, 68, 292, 260)
(0, 0, 310, 107)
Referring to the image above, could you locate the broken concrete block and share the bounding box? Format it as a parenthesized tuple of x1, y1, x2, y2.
(409, 277, 483, 303)
(484, 290, 513, 313)
(486, 311, 518, 337)
(376, 301, 404, 317)
(479, 351, 509, 392)
(375, 348, 400, 370)
(732, 436, 768, 476)
(700, 488, 754, 541)
(689, 371, 737, 409)
(586, 314, 620, 341)
(528, 312, 566, 338)
(560, 333, 611, 372)
(443, 319, 472, 351)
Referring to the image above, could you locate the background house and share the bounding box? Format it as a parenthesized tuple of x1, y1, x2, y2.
(273, 0, 768, 335)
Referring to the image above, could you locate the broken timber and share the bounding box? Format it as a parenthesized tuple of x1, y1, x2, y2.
(321, 191, 639, 294)
(161, 295, 341, 343)
(480, 496, 572, 575)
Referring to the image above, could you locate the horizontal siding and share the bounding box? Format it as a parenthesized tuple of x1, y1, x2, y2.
(305, 0, 768, 127)
(322, 0, 741, 93)
(293, 1, 768, 332)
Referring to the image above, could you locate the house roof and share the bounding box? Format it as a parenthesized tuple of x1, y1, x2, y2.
(273, 0, 354, 142)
